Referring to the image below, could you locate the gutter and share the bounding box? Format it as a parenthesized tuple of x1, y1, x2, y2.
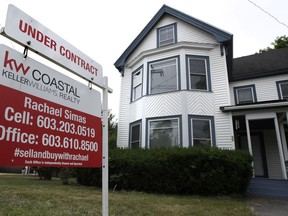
(220, 101, 288, 112)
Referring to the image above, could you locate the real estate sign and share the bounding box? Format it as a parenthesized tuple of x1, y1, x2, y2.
(3, 4, 104, 88)
(0, 44, 102, 168)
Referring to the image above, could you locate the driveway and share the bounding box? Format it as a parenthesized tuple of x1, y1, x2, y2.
(249, 197, 288, 216)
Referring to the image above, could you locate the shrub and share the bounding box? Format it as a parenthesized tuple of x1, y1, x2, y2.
(36, 167, 55, 180)
(59, 168, 73, 185)
(75, 147, 253, 195)
(74, 167, 101, 186)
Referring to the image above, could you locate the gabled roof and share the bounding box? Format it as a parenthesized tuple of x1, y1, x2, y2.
(232, 47, 288, 81)
(114, 4, 233, 73)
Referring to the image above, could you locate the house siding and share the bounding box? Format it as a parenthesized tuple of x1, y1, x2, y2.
(116, 69, 132, 148)
(187, 92, 214, 114)
(229, 74, 288, 104)
(145, 92, 182, 117)
(211, 47, 234, 149)
(127, 15, 216, 64)
(177, 16, 216, 44)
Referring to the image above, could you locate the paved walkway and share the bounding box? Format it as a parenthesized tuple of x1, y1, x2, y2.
(249, 197, 288, 216)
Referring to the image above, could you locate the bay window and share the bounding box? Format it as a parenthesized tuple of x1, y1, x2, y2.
(187, 55, 211, 91)
(189, 115, 215, 147)
(148, 57, 179, 94)
(130, 121, 141, 149)
(148, 117, 181, 148)
(131, 67, 143, 101)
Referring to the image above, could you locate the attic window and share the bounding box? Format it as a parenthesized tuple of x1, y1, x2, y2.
(157, 23, 176, 47)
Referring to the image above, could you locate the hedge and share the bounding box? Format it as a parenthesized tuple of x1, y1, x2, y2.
(75, 147, 253, 195)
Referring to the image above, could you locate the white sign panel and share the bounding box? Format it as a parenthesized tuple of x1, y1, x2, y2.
(3, 4, 104, 88)
(0, 44, 101, 117)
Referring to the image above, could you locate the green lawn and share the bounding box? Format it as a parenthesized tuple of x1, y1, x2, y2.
(0, 174, 255, 216)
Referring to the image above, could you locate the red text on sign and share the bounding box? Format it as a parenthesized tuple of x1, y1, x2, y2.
(19, 19, 57, 51)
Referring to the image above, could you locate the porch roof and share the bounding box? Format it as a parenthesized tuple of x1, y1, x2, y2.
(220, 100, 288, 112)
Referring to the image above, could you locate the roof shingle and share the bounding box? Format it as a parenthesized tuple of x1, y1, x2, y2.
(232, 47, 288, 81)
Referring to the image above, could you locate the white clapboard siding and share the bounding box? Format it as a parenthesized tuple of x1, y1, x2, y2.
(145, 92, 182, 117)
(187, 92, 215, 114)
(116, 69, 132, 148)
(209, 48, 234, 149)
(229, 74, 288, 105)
(178, 17, 216, 43)
(127, 15, 216, 64)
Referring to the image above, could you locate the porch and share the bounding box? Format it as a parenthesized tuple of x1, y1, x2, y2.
(247, 178, 288, 200)
(233, 112, 288, 180)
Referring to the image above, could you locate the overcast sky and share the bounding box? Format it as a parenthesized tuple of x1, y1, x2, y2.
(0, 0, 287, 119)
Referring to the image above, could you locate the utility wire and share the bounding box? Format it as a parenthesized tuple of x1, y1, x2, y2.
(248, 0, 288, 29)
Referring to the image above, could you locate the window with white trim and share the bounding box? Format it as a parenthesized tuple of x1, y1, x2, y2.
(234, 85, 257, 105)
(189, 116, 214, 147)
(131, 67, 143, 101)
(148, 117, 180, 148)
(187, 56, 210, 91)
(130, 121, 141, 149)
(157, 24, 176, 47)
(276, 80, 288, 100)
(148, 57, 178, 94)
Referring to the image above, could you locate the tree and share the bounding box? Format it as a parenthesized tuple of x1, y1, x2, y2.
(108, 109, 118, 149)
(259, 35, 288, 53)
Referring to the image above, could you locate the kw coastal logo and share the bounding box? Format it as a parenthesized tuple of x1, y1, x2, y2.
(2, 50, 81, 104)
(4, 50, 30, 74)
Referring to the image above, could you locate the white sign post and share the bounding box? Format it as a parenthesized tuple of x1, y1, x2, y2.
(1, 4, 112, 216)
(102, 77, 109, 216)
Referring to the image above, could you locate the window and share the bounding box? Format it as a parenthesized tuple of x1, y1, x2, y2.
(189, 115, 215, 147)
(276, 80, 288, 100)
(234, 85, 257, 105)
(131, 67, 143, 101)
(148, 57, 179, 94)
(130, 121, 141, 149)
(284, 123, 288, 160)
(187, 55, 210, 91)
(148, 117, 180, 148)
(157, 24, 176, 47)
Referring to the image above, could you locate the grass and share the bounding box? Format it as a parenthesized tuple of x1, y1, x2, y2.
(0, 174, 256, 216)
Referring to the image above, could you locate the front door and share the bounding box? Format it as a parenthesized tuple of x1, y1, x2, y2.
(238, 132, 268, 177)
(250, 133, 268, 177)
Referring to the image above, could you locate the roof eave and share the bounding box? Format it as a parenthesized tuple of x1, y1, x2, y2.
(114, 4, 233, 73)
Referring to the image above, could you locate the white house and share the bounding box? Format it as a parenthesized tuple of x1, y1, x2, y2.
(114, 5, 288, 182)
